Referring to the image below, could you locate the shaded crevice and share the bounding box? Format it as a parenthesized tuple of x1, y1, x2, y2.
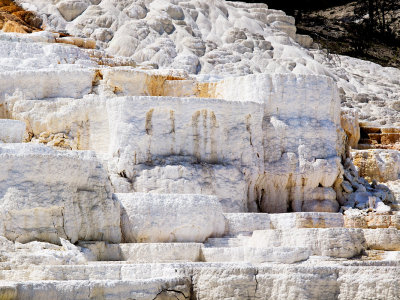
(153, 289, 190, 300)
(254, 269, 259, 297)
(60, 208, 72, 243)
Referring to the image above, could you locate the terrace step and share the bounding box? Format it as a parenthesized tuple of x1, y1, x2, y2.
(223, 213, 271, 235)
(269, 212, 345, 229)
(0, 277, 190, 300)
(201, 246, 310, 264)
(249, 228, 365, 258)
(79, 242, 203, 263)
(204, 235, 250, 248)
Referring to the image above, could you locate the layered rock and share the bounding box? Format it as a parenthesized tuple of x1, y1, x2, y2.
(249, 228, 365, 258)
(0, 212, 398, 299)
(0, 144, 121, 244)
(0, 0, 400, 298)
(2, 69, 343, 213)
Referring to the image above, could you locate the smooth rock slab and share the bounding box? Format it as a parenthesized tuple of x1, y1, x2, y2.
(116, 193, 226, 243)
(223, 213, 271, 235)
(363, 228, 400, 251)
(120, 243, 202, 263)
(249, 228, 365, 258)
(269, 212, 345, 229)
(80, 242, 203, 262)
(0, 69, 94, 101)
(0, 120, 25, 143)
(201, 246, 310, 264)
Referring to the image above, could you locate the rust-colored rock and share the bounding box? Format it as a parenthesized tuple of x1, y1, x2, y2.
(344, 212, 400, 229)
(0, 0, 42, 33)
(357, 125, 400, 150)
(55, 36, 96, 49)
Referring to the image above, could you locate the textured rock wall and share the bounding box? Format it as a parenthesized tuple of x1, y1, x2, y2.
(352, 149, 400, 182)
(0, 144, 121, 244)
(3, 71, 343, 213)
(0, 1, 399, 299)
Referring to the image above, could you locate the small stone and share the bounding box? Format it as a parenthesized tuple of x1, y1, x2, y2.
(351, 192, 372, 209)
(354, 183, 367, 193)
(166, 5, 184, 20)
(57, 0, 90, 22)
(341, 181, 354, 193)
(343, 170, 354, 182)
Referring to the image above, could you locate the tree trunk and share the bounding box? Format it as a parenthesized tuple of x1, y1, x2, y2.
(368, 0, 375, 28)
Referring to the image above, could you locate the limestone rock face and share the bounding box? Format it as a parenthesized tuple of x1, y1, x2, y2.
(352, 149, 400, 182)
(223, 213, 271, 235)
(9, 0, 400, 130)
(250, 228, 366, 258)
(0, 277, 191, 300)
(0, 119, 25, 142)
(363, 228, 400, 251)
(269, 212, 345, 229)
(1, 0, 400, 297)
(201, 246, 311, 264)
(116, 193, 225, 243)
(0, 237, 91, 267)
(341, 110, 360, 149)
(0, 69, 94, 100)
(0, 144, 121, 244)
(344, 212, 400, 229)
(3, 70, 343, 213)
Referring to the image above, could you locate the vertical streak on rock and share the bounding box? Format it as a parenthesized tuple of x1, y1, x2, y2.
(246, 114, 253, 146)
(170, 110, 175, 154)
(202, 109, 208, 162)
(286, 173, 295, 212)
(210, 111, 218, 163)
(192, 111, 200, 162)
(145, 108, 154, 163)
(145, 109, 154, 135)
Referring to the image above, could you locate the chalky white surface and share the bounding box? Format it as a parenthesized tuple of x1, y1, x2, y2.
(0, 1, 399, 298)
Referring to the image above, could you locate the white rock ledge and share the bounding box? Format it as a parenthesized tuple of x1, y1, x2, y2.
(116, 193, 226, 243)
(250, 228, 366, 258)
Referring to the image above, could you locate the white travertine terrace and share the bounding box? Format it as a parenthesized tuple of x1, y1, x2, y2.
(2, 71, 343, 213)
(0, 0, 400, 299)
